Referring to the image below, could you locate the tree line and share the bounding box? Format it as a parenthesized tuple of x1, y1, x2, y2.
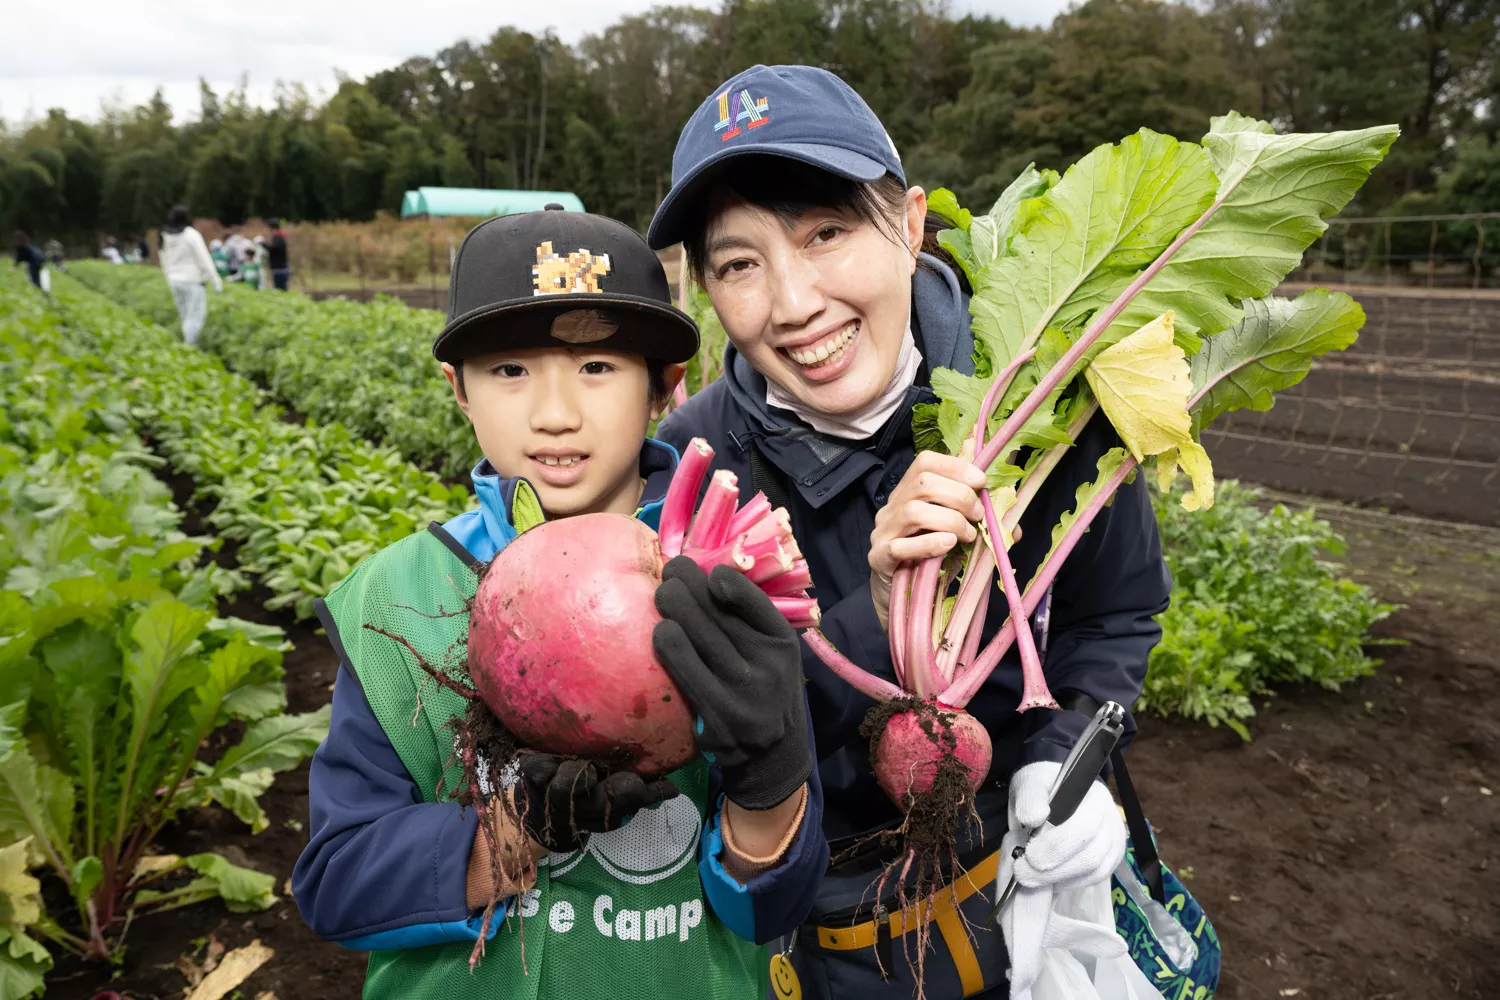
(4, 0, 1498, 248)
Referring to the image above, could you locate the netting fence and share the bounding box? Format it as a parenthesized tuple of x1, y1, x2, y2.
(1204, 283, 1500, 526)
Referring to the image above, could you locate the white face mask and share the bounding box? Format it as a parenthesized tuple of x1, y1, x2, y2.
(765, 323, 920, 439)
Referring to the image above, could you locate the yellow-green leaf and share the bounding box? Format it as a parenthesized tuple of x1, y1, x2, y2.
(0, 839, 41, 929)
(1084, 311, 1214, 509)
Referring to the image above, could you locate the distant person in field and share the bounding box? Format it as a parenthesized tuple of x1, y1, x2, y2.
(223, 227, 253, 278)
(43, 238, 65, 271)
(101, 238, 124, 264)
(158, 204, 222, 346)
(267, 217, 290, 291)
(13, 230, 46, 289)
(136, 235, 150, 263)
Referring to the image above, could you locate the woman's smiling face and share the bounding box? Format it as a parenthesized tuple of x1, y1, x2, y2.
(701, 180, 927, 417)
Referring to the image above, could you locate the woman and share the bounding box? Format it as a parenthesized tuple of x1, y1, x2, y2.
(651, 65, 1171, 1000)
(158, 205, 222, 345)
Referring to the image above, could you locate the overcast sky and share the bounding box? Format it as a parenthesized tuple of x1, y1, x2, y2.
(0, 0, 1074, 126)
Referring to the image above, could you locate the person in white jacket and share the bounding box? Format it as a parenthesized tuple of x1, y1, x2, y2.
(158, 205, 222, 345)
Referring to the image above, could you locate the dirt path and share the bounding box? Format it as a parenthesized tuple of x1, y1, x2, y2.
(47, 493, 1500, 1000)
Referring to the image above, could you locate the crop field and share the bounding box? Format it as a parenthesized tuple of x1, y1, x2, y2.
(3, 264, 1495, 1000)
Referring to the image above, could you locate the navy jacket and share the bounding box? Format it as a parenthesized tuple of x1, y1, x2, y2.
(292, 441, 828, 950)
(657, 256, 1171, 842)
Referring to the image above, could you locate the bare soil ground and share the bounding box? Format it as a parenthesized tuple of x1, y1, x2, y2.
(45, 491, 1499, 1000)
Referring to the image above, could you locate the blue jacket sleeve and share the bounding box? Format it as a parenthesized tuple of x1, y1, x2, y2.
(696, 698, 828, 944)
(1019, 459, 1172, 766)
(292, 663, 505, 949)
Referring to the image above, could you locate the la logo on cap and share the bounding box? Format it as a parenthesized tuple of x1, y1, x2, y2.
(532, 241, 611, 296)
(715, 89, 770, 141)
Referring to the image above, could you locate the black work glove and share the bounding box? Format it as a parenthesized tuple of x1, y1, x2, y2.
(651, 557, 812, 811)
(515, 753, 680, 853)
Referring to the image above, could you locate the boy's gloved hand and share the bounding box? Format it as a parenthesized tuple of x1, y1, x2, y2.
(515, 754, 679, 852)
(652, 557, 812, 811)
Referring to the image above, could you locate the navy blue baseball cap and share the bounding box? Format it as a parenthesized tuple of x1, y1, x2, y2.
(646, 65, 906, 250)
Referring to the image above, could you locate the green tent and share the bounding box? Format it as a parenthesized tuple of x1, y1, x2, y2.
(399, 187, 585, 218)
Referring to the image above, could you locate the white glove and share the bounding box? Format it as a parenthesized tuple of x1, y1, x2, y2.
(1008, 761, 1126, 891)
(999, 832, 1127, 1000)
(999, 761, 1129, 1000)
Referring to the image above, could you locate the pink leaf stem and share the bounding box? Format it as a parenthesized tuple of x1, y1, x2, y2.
(803, 630, 904, 703)
(686, 538, 754, 574)
(942, 456, 1138, 708)
(726, 492, 772, 538)
(760, 561, 814, 597)
(934, 543, 995, 683)
(973, 348, 1038, 454)
(982, 487, 1057, 712)
(659, 438, 715, 558)
(957, 578, 991, 672)
(686, 470, 740, 551)
(889, 563, 912, 689)
(773, 596, 822, 629)
(905, 558, 945, 699)
(746, 544, 796, 584)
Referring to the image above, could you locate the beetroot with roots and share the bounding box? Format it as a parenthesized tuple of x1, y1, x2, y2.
(467, 512, 697, 777)
(462, 437, 822, 778)
(870, 703, 992, 807)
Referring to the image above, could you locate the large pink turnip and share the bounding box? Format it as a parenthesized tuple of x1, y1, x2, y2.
(468, 512, 697, 777)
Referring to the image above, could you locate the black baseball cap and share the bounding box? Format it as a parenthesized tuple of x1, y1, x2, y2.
(433, 206, 698, 364)
(647, 65, 906, 249)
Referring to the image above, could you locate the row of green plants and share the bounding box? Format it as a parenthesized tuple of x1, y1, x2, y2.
(1144, 482, 1395, 738)
(0, 269, 330, 995)
(69, 263, 480, 479)
(54, 271, 472, 622)
(74, 263, 1395, 738)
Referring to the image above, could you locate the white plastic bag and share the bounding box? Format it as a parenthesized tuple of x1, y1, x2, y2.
(38, 266, 51, 294)
(1029, 880, 1169, 1000)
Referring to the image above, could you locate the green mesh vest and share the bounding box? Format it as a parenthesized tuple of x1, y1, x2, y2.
(322, 525, 768, 1000)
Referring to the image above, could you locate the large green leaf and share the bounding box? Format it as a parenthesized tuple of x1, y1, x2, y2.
(209, 706, 331, 780)
(123, 599, 213, 728)
(0, 927, 49, 1000)
(938, 165, 1058, 289)
(133, 852, 276, 914)
(968, 130, 1217, 368)
(38, 622, 122, 854)
(1096, 117, 1398, 350)
(0, 743, 73, 872)
(203, 768, 276, 833)
(1189, 289, 1365, 430)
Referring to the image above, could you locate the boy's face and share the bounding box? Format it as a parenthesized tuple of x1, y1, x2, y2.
(443, 347, 678, 519)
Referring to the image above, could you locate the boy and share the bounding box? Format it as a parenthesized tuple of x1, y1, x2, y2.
(292, 206, 827, 999)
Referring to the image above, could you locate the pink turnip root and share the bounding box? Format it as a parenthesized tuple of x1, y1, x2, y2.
(468, 513, 699, 777)
(462, 437, 821, 777)
(869, 703, 992, 807)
